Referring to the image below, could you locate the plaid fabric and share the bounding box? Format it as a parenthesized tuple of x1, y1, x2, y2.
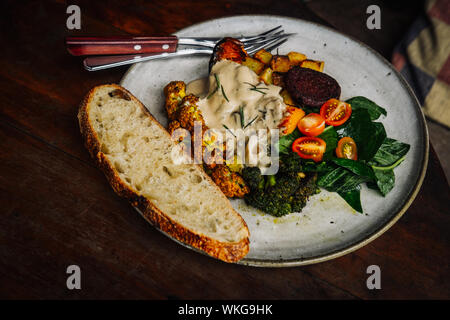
(392, 0, 450, 127)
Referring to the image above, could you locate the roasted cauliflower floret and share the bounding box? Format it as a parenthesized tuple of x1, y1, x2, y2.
(211, 165, 249, 198)
(164, 81, 186, 120)
(175, 95, 205, 131)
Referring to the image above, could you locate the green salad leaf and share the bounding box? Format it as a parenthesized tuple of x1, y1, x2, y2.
(338, 187, 363, 213)
(317, 166, 371, 194)
(371, 138, 410, 166)
(277, 128, 301, 154)
(331, 158, 375, 181)
(318, 126, 338, 160)
(346, 96, 387, 120)
(372, 168, 395, 196)
(336, 109, 387, 160)
(271, 96, 409, 214)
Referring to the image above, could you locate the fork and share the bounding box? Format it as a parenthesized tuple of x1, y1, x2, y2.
(82, 30, 292, 71)
(66, 25, 285, 56)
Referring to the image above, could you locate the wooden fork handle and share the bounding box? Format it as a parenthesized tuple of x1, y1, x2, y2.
(65, 36, 178, 56)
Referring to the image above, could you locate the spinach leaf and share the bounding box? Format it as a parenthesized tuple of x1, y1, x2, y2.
(317, 166, 370, 194)
(336, 109, 386, 160)
(369, 154, 406, 196)
(332, 158, 375, 181)
(372, 169, 395, 196)
(277, 128, 301, 154)
(318, 126, 338, 160)
(346, 96, 387, 120)
(302, 160, 334, 173)
(338, 187, 363, 213)
(372, 138, 410, 166)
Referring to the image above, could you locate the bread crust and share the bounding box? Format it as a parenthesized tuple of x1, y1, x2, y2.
(78, 84, 249, 263)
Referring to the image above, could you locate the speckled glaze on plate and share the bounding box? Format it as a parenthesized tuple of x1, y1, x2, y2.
(121, 15, 428, 267)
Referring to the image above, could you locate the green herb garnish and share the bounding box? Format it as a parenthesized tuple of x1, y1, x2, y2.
(244, 115, 259, 129)
(207, 74, 221, 99)
(239, 106, 245, 128)
(244, 82, 268, 95)
(222, 124, 236, 137)
(221, 84, 229, 102)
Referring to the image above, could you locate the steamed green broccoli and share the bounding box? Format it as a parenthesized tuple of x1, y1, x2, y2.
(242, 153, 318, 217)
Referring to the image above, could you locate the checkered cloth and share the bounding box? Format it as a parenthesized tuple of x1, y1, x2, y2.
(392, 0, 450, 127)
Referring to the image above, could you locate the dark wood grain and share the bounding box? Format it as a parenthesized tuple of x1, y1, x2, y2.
(0, 0, 448, 300)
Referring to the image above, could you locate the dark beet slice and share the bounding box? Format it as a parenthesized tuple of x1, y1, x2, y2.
(285, 66, 341, 108)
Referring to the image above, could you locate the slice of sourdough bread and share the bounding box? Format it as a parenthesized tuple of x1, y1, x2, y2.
(78, 84, 249, 262)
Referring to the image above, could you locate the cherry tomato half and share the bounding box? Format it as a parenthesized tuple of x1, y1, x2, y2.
(336, 137, 358, 160)
(297, 113, 325, 137)
(292, 136, 326, 162)
(320, 99, 352, 126)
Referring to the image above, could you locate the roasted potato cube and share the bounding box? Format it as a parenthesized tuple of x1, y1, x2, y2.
(300, 59, 324, 72)
(242, 57, 265, 75)
(259, 67, 273, 85)
(254, 49, 273, 65)
(272, 72, 285, 87)
(287, 52, 307, 65)
(270, 55, 291, 73)
(280, 89, 295, 106)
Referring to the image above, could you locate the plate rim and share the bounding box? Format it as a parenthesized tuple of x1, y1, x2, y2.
(120, 14, 429, 267)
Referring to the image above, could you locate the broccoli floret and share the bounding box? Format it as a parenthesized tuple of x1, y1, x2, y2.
(242, 166, 263, 190)
(244, 188, 292, 217)
(291, 173, 318, 212)
(279, 153, 303, 176)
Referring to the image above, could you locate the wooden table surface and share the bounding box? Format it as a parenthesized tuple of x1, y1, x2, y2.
(1, 0, 449, 299)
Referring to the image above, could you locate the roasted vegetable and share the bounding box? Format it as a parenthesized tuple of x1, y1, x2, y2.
(270, 55, 291, 73)
(300, 59, 325, 72)
(211, 165, 249, 198)
(278, 106, 305, 135)
(259, 67, 273, 85)
(272, 72, 285, 87)
(164, 81, 186, 120)
(209, 37, 248, 72)
(242, 56, 265, 75)
(254, 49, 273, 65)
(279, 89, 295, 106)
(287, 51, 307, 65)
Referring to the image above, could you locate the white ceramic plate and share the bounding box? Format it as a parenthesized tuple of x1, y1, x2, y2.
(121, 15, 428, 266)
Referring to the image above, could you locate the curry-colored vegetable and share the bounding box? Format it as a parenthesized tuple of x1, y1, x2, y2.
(254, 49, 273, 65)
(280, 89, 295, 106)
(270, 55, 291, 72)
(272, 72, 285, 87)
(287, 51, 307, 65)
(242, 56, 265, 75)
(279, 106, 306, 135)
(259, 67, 273, 85)
(300, 59, 324, 72)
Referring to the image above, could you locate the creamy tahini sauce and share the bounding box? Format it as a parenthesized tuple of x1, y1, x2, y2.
(186, 60, 287, 132)
(186, 60, 287, 170)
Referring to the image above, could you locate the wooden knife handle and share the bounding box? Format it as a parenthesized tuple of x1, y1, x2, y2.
(65, 36, 178, 56)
